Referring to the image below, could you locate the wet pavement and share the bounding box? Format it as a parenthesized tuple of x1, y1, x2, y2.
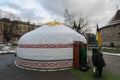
(0, 54, 80, 80)
(0, 52, 120, 80)
(103, 54, 120, 75)
(87, 51, 120, 75)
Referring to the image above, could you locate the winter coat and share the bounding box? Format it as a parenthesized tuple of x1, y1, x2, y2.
(92, 51, 105, 67)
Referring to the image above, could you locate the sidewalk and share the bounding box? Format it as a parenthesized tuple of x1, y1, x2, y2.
(103, 52, 120, 56)
(0, 50, 15, 54)
(88, 51, 120, 56)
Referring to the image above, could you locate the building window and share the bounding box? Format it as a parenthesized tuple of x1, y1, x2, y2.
(110, 42, 114, 47)
(118, 32, 120, 35)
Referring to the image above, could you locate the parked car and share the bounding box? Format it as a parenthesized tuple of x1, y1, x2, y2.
(0, 42, 12, 53)
(0, 42, 12, 47)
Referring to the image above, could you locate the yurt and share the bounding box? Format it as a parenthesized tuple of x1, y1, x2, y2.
(15, 22, 87, 71)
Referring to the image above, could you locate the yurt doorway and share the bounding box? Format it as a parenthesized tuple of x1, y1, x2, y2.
(73, 41, 87, 70)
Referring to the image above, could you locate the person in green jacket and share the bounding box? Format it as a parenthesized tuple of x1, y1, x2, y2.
(79, 43, 87, 71)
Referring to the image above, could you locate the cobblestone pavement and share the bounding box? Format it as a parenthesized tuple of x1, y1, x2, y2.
(0, 54, 80, 80)
(87, 51, 120, 75)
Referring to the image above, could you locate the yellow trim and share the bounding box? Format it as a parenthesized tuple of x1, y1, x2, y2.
(44, 22, 63, 26)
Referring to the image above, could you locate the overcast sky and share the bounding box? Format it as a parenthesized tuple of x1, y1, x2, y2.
(0, 0, 120, 33)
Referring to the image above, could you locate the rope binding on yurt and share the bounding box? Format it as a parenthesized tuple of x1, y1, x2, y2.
(44, 22, 63, 26)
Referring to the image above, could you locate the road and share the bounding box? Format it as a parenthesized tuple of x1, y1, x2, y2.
(0, 52, 120, 80)
(0, 54, 80, 80)
(87, 51, 120, 75)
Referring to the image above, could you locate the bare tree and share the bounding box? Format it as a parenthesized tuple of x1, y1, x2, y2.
(0, 10, 18, 42)
(1, 21, 17, 42)
(63, 9, 91, 34)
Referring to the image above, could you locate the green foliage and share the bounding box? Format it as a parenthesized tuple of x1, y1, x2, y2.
(69, 68, 120, 80)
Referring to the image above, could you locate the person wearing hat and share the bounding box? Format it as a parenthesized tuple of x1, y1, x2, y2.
(92, 48, 105, 77)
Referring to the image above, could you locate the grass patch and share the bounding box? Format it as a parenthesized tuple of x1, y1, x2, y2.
(100, 49, 120, 53)
(69, 68, 120, 80)
(88, 46, 120, 53)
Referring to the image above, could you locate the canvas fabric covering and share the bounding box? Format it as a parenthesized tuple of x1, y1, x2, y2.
(15, 23, 87, 71)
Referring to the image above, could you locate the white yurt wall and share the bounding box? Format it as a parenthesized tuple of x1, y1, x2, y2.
(15, 22, 87, 71)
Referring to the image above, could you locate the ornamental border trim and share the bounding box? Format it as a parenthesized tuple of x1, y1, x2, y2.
(15, 58, 73, 71)
(18, 44, 73, 48)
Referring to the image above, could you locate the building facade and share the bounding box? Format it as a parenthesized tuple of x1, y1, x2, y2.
(100, 24, 120, 47)
(0, 18, 39, 44)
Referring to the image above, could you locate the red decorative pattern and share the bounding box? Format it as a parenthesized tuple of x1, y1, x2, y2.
(16, 58, 73, 69)
(18, 44, 73, 48)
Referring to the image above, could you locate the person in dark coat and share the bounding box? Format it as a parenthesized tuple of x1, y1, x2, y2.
(92, 48, 105, 77)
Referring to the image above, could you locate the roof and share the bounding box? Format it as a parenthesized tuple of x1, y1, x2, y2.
(103, 9, 120, 28)
(110, 10, 120, 22)
(18, 23, 87, 44)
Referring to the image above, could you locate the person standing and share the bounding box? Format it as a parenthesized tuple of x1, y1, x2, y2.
(92, 48, 105, 77)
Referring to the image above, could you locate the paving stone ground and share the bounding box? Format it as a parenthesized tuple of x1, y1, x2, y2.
(0, 52, 120, 80)
(87, 51, 120, 75)
(0, 54, 80, 80)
